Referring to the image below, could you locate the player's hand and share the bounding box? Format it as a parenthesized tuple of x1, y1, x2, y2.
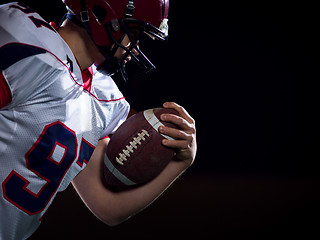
(159, 102, 197, 168)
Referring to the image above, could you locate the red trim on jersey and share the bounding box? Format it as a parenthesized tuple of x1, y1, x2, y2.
(82, 66, 93, 92)
(99, 135, 110, 140)
(48, 21, 124, 102)
(0, 72, 12, 108)
(2, 41, 125, 103)
(49, 22, 94, 93)
(49, 21, 58, 31)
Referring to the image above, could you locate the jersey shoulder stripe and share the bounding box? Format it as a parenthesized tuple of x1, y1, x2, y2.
(0, 43, 46, 71)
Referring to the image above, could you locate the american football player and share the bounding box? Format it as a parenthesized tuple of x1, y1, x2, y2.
(0, 0, 197, 239)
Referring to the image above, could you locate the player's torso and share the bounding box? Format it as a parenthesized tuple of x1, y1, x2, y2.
(0, 3, 127, 239)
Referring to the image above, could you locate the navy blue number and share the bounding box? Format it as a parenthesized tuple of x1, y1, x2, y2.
(10, 3, 35, 14)
(28, 16, 55, 32)
(10, 3, 55, 32)
(77, 139, 95, 167)
(2, 122, 94, 215)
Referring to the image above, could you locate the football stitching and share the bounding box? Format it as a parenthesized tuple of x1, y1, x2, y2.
(116, 129, 150, 165)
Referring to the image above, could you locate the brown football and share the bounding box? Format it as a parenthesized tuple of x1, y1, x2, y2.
(104, 107, 179, 190)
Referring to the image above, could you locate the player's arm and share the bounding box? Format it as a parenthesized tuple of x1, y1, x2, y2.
(71, 102, 196, 226)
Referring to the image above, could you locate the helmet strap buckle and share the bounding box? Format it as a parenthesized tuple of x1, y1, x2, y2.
(125, 0, 135, 17)
(80, 11, 89, 22)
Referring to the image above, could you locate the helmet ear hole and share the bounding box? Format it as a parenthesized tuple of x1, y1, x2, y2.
(92, 5, 107, 24)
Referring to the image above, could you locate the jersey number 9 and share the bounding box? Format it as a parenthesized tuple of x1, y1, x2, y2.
(2, 121, 94, 216)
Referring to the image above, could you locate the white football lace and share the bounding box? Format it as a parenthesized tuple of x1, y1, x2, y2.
(116, 129, 150, 165)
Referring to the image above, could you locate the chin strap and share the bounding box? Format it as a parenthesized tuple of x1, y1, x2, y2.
(79, 0, 92, 36)
(65, 13, 84, 28)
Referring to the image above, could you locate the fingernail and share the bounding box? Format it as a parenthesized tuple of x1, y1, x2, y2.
(161, 114, 167, 121)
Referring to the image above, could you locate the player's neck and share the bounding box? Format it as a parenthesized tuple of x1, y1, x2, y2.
(58, 20, 104, 71)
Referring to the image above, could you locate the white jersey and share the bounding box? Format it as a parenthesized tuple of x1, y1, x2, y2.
(0, 2, 130, 239)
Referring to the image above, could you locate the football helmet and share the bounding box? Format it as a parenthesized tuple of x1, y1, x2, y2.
(63, 0, 169, 82)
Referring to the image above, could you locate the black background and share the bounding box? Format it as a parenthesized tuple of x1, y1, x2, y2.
(1, 0, 320, 239)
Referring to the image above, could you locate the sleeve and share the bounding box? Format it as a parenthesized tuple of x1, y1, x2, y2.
(100, 99, 130, 138)
(0, 3, 69, 109)
(90, 66, 131, 139)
